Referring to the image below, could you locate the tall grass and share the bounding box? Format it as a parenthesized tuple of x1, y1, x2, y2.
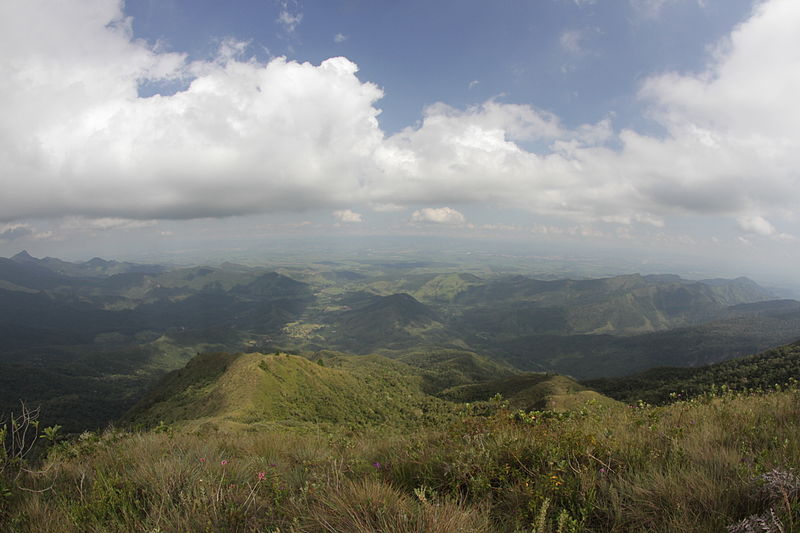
(3, 388, 800, 532)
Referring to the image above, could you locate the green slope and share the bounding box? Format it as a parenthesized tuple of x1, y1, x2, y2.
(487, 301, 800, 378)
(126, 351, 456, 431)
(452, 273, 776, 337)
(126, 348, 618, 432)
(441, 373, 618, 411)
(584, 339, 800, 404)
(394, 348, 519, 393)
(325, 293, 452, 352)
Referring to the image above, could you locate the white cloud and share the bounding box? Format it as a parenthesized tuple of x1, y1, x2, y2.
(1, 0, 800, 241)
(559, 29, 586, 55)
(410, 207, 466, 225)
(0, 0, 383, 221)
(61, 217, 157, 231)
(481, 223, 523, 232)
(737, 215, 794, 241)
(0, 223, 33, 241)
(468, 80, 479, 90)
(276, 3, 303, 33)
(371, 0, 800, 227)
(332, 209, 363, 223)
(370, 203, 406, 213)
(32, 230, 54, 240)
(737, 215, 775, 237)
(629, 0, 704, 19)
(334, 33, 347, 43)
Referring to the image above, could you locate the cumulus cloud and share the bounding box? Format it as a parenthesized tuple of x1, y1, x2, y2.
(334, 33, 347, 43)
(410, 207, 466, 225)
(371, 0, 800, 226)
(737, 215, 775, 236)
(737, 215, 793, 240)
(0, 0, 383, 222)
(1, 0, 799, 237)
(332, 209, 363, 223)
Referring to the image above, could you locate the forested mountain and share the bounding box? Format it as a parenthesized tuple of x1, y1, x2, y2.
(585, 339, 800, 404)
(0, 251, 798, 431)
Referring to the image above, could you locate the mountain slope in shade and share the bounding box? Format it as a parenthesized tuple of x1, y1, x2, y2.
(0, 257, 71, 290)
(329, 293, 450, 352)
(489, 299, 800, 379)
(584, 339, 800, 405)
(9, 250, 167, 278)
(451, 273, 776, 337)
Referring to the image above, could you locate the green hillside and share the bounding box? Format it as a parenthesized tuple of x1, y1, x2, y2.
(411, 272, 484, 303)
(394, 348, 519, 392)
(125, 348, 618, 433)
(585, 339, 800, 404)
(441, 373, 618, 411)
(2, 250, 799, 438)
(489, 301, 800, 378)
(325, 293, 452, 352)
(451, 273, 775, 337)
(6, 384, 800, 532)
(126, 351, 457, 431)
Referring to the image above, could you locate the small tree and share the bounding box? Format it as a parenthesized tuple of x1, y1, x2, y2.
(1, 402, 58, 481)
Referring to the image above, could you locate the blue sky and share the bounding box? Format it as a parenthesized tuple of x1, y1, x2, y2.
(127, 0, 753, 133)
(1, 0, 799, 286)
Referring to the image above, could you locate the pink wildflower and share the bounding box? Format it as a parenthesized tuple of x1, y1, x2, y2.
(199, 457, 206, 463)
(258, 471, 266, 481)
(221, 460, 229, 466)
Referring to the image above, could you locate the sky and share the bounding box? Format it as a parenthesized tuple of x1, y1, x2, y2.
(1, 0, 799, 285)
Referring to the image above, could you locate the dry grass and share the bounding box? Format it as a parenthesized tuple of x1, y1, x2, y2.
(2, 388, 799, 532)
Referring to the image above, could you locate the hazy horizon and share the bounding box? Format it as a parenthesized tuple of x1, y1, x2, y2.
(2, 0, 799, 290)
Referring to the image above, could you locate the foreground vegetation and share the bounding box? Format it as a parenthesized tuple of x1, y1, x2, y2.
(3, 385, 800, 532)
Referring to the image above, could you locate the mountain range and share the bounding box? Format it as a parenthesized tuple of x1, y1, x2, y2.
(1, 251, 799, 431)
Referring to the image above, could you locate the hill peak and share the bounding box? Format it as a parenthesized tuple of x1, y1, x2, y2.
(126, 351, 452, 430)
(84, 256, 117, 267)
(383, 292, 421, 304)
(11, 250, 36, 262)
(357, 293, 437, 321)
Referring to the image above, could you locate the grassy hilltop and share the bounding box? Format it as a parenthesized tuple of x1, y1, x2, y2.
(126, 351, 456, 432)
(3, 381, 800, 532)
(2, 343, 800, 532)
(125, 349, 598, 432)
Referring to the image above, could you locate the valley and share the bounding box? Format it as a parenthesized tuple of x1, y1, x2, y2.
(1, 250, 799, 432)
